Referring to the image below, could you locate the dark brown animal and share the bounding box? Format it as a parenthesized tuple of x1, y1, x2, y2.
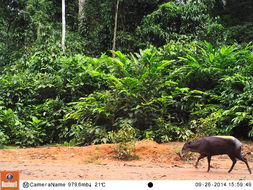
(180, 136, 251, 174)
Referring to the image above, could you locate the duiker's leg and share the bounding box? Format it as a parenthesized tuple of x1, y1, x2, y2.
(195, 155, 206, 168)
(207, 156, 211, 172)
(228, 154, 237, 173)
(236, 153, 251, 174)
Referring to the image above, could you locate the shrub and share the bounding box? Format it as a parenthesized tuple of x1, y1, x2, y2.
(110, 119, 139, 160)
(0, 40, 252, 146)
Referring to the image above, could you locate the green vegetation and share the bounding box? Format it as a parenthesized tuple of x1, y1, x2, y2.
(0, 40, 252, 146)
(110, 119, 139, 160)
(0, 0, 252, 147)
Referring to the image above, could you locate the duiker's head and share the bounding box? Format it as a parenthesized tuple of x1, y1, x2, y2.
(180, 141, 192, 157)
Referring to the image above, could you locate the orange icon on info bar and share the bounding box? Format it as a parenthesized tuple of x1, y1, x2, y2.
(0, 171, 19, 190)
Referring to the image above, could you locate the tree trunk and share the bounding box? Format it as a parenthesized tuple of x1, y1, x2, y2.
(78, 0, 85, 31)
(112, 0, 119, 58)
(62, 0, 66, 53)
(36, 22, 41, 40)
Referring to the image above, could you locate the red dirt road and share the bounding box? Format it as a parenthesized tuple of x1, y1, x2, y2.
(0, 140, 252, 180)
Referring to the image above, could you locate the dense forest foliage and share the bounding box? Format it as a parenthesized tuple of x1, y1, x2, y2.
(0, 0, 252, 146)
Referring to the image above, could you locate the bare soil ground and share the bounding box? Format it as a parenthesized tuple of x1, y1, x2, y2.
(0, 140, 252, 180)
